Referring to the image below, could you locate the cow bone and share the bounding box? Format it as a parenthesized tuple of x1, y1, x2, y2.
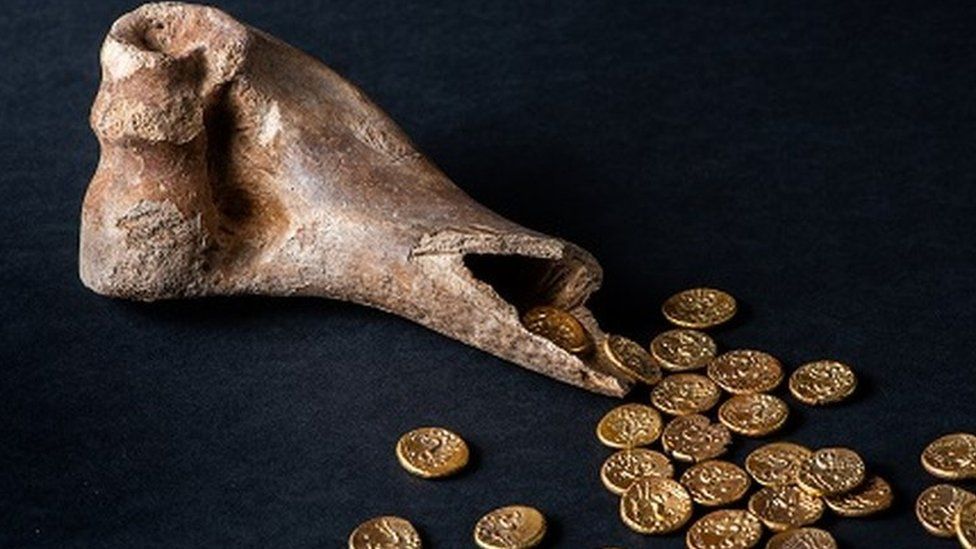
(79, 2, 631, 396)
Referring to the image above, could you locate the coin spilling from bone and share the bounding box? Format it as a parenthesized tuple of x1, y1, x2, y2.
(347, 286, 895, 546)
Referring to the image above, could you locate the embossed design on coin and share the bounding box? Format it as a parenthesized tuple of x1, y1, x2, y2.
(745, 442, 813, 487)
(602, 335, 662, 385)
(649, 329, 717, 372)
(686, 509, 763, 549)
(661, 414, 732, 463)
(521, 306, 592, 354)
(596, 403, 663, 449)
(707, 349, 784, 394)
(921, 432, 976, 480)
(662, 287, 737, 329)
(650, 373, 721, 416)
(748, 484, 825, 532)
(600, 448, 675, 495)
(823, 475, 893, 517)
(473, 505, 546, 549)
(396, 427, 469, 479)
(619, 477, 693, 534)
(957, 498, 976, 549)
(915, 484, 976, 537)
(766, 527, 837, 549)
(718, 393, 789, 437)
(349, 516, 422, 549)
(788, 360, 857, 405)
(679, 460, 751, 507)
(796, 447, 865, 497)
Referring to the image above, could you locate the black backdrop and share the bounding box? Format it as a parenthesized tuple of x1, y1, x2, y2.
(2, 1, 975, 547)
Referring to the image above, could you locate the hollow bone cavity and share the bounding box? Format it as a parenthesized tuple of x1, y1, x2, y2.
(79, 2, 631, 396)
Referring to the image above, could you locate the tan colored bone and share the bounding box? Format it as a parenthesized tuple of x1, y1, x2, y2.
(79, 2, 630, 396)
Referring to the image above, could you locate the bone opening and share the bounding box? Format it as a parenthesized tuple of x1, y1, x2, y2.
(463, 254, 568, 315)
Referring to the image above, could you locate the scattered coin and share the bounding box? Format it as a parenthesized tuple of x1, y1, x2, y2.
(748, 484, 825, 532)
(921, 432, 976, 480)
(679, 460, 752, 507)
(745, 442, 813, 487)
(348, 516, 422, 549)
(619, 477, 693, 534)
(686, 509, 763, 549)
(649, 329, 717, 371)
(521, 305, 592, 354)
(823, 475, 893, 517)
(596, 403, 663, 449)
(915, 484, 976, 537)
(788, 360, 857, 406)
(473, 505, 547, 549)
(600, 448, 674, 495)
(650, 373, 721, 416)
(957, 498, 976, 549)
(602, 335, 662, 385)
(661, 414, 732, 463)
(661, 287, 737, 329)
(795, 447, 866, 497)
(396, 427, 470, 479)
(707, 350, 784, 394)
(765, 527, 837, 549)
(718, 393, 790, 437)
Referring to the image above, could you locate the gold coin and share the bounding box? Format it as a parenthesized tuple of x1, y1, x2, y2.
(718, 394, 789, 437)
(348, 516, 422, 549)
(823, 475, 893, 517)
(600, 448, 675, 495)
(521, 306, 592, 354)
(788, 360, 857, 405)
(650, 373, 721, 416)
(661, 414, 732, 463)
(473, 505, 546, 549)
(748, 484, 825, 532)
(395, 427, 469, 479)
(745, 442, 813, 487)
(649, 329, 717, 371)
(707, 350, 784, 394)
(662, 287, 737, 329)
(921, 432, 976, 480)
(957, 498, 976, 548)
(765, 528, 837, 549)
(603, 335, 662, 385)
(795, 447, 866, 497)
(679, 460, 752, 507)
(619, 477, 693, 534)
(686, 509, 763, 549)
(596, 403, 663, 449)
(915, 484, 976, 537)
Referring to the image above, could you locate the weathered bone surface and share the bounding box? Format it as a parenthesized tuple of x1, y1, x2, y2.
(80, 2, 630, 396)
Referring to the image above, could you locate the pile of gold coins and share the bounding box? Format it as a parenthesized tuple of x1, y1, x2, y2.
(348, 287, 898, 547)
(915, 432, 976, 547)
(587, 287, 891, 547)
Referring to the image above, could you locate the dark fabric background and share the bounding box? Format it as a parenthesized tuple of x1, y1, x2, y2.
(2, 0, 975, 547)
